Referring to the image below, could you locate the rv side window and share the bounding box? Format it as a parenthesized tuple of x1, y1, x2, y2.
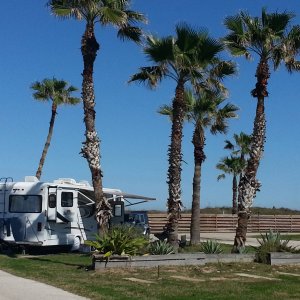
(61, 192, 73, 207)
(49, 194, 56, 208)
(9, 195, 42, 213)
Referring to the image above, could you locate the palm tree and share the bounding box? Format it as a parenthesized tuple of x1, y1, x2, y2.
(31, 78, 80, 180)
(224, 132, 252, 166)
(129, 23, 235, 247)
(47, 0, 146, 232)
(160, 90, 238, 245)
(224, 8, 300, 251)
(216, 156, 246, 214)
(223, 132, 252, 213)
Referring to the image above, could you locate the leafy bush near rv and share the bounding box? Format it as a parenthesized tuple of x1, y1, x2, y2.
(85, 225, 148, 257)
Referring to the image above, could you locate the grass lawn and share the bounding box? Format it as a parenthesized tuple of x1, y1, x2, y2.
(0, 253, 300, 299)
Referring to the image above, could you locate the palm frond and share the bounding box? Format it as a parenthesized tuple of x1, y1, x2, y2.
(217, 174, 226, 181)
(175, 22, 206, 53)
(117, 25, 143, 43)
(99, 6, 127, 25)
(129, 66, 165, 89)
(47, 0, 84, 20)
(158, 104, 173, 118)
(124, 9, 147, 24)
(144, 36, 175, 63)
(196, 35, 224, 62)
(264, 10, 294, 34)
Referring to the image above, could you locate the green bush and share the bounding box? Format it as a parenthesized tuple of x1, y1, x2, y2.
(148, 240, 175, 255)
(255, 230, 295, 263)
(200, 240, 223, 254)
(85, 225, 149, 257)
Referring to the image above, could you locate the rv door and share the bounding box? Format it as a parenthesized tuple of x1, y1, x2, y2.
(56, 189, 76, 223)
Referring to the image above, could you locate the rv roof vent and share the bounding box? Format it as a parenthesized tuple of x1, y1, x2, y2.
(78, 180, 91, 187)
(54, 178, 77, 185)
(25, 176, 39, 182)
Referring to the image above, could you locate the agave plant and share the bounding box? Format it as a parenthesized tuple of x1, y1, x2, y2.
(85, 225, 149, 258)
(255, 230, 295, 263)
(148, 240, 175, 255)
(200, 240, 223, 254)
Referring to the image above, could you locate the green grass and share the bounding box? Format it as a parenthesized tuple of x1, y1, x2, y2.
(0, 253, 300, 299)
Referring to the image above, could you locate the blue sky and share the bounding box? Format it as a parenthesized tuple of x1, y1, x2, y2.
(1, 1, 300, 211)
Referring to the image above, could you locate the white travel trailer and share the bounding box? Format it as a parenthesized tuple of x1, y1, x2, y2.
(0, 176, 155, 251)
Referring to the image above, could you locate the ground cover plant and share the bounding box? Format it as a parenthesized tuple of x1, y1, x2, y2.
(0, 253, 299, 299)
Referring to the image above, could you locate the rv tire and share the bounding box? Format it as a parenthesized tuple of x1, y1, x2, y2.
(71, 236, 81, 252)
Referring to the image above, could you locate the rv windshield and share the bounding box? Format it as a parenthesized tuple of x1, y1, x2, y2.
(9, 195, 42, 213)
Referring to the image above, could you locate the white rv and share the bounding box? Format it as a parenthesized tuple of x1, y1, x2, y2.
(0, 176, 155, 251)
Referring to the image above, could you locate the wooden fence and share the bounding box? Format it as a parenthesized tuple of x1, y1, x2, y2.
(148, 213, 300, 234)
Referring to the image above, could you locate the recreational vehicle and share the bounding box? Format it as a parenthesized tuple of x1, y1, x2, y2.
(0, 176, 155, 251)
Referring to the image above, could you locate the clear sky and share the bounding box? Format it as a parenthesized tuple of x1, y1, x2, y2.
(1, 1, 300, 211)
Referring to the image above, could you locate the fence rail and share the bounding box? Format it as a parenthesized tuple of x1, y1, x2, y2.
(148, 214, 300, 234)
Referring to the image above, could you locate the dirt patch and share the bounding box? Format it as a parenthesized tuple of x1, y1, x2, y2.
(277, 272, 300, 277)
(124, 277, 155, 284)
(235, 273, 281, 281)
(171, 275, 205, 282)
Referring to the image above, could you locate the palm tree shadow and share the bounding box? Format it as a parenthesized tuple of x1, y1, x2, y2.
(27, 256, 93, 270)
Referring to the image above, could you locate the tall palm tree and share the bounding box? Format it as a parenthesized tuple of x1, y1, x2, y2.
(160, 90, 238, 245)
(31, 77, 80, 180)
(47, 0, 146, 231)
(224, 8, 300, 251)
(129, 23, 235, 247)
(216, 156, 246, 214)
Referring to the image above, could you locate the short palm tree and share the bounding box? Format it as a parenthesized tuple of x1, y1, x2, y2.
(159, 89, 238, 245)
(47, 0, 146, 232)
(130, 23, 235, 247)
(224, 132, 252, 166)
(216, 156, 246, 214)
(224, 8, 300, 251)
(221, 132, 252, 213)
(31, 78, 80, 180)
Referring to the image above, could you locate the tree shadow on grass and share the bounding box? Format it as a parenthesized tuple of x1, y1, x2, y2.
(27, 255, 93, 270)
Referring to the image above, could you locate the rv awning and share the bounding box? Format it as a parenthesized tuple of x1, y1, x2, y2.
(112, 191, 156, 201)
(110, 191, 156, 207)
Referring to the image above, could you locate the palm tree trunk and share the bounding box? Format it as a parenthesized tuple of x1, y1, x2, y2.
(233, 59, 269, 252)
(36, 104, 57, 180)
(190, 125, 206, 245)
(80, 22, 110, 234)
(232, 175, 238, 214)
(166, 80, 185, 249)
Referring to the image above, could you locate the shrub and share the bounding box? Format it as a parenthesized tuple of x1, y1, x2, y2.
(148, 240, 175, 255)
(255, 230, 295, 263)
(85, 225, 149, 257)
(200, 240, 223, 254)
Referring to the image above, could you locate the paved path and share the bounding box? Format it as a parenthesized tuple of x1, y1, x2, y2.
(0, 270, 89, 300)
(178, 232, 300, 249)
